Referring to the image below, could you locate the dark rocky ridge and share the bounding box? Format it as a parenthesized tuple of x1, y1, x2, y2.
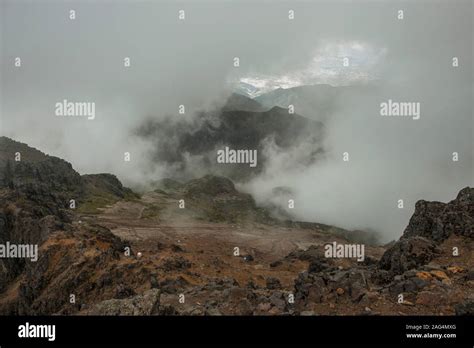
(380, 187, 473, 274)
(134, 101, 324, 181)
(222, 93, 266, 112)
(0, 137, 135, 300)
(292, 187, 473, 315)
(0, 137, 137, 213)
(401, 187, 473, 242)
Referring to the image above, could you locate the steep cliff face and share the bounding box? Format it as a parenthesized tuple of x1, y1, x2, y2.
(401, 187, 473, 242)
(380, 187, 473, 273)
(0, 137, 134, 309)
(0, 137, 81, 294)
(7, 224, 127, 315)
(0, 137, 136, 207)
(0, 137, 84, 216)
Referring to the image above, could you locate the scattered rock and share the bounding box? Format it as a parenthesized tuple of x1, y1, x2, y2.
(308, 259, 330, 273)
(205, 307, 222, 316)
(171, 244, 185, 252)
(430, 270, 450, 281)
(416, 271, 433, 281)
(270, 260, 282, 268)
(86, 289, 160, 315)
(266, 277, 282, 290)
(159, 276, 189, 294)
(464, 271, 474, 281)
(269, 292, 286, 311)
(359, 291, 379, 306)
(114, 284, 136, 299)
(243, 255, 254, 262)
(256, 302, 272, 312)
(149, 275, 159, 289)
(246, 280, 257, 289)
(447, 266, 465, 274)
(400, 300, 414, 306)
(454, 300, 474, 315)
(162, 257, 192, 271)
(416, 291, 444, 306)
(379, 236, 441, 274)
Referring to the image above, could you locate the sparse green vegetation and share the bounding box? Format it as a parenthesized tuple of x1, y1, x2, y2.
(77, 178, 139, 214)
(140, 203, 164, 220)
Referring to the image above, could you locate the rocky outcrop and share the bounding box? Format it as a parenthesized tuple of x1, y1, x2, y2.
(378, 187, 473, 274)
(402, 187, 473, 242)
(181, 175, 270, 223)
(0, 137, 136, 215)
(294, 267, 371, 308)
(454, 300, 474, 316)
(85, 289, 161, 315)
(378, 237, 441, 274)
(0, 137, 135, 314)
(289, 187, 473, 315)
(0, 137, 84, 216)
(0, 224, 127, 315)
(82, 174, 135, 200)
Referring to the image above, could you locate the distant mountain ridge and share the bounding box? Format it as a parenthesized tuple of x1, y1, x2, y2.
(233, 81, 264, 98)
(222, 93, 265, 112)
(134, 95, 324, 181)
(233, 83, 377, 121)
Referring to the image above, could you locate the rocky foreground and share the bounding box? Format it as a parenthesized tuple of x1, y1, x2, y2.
(0, 136, 472, 316)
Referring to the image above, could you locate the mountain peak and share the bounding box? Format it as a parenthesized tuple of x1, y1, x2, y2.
(222, 93, 264, 112)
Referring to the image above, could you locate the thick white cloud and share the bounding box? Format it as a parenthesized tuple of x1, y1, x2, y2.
(233, 40, 387, 96)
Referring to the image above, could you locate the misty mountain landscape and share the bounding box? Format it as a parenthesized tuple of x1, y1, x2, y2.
(0, 0, 472, 318)
(0, 136, 472, 316)
(133, 93, 324, 181)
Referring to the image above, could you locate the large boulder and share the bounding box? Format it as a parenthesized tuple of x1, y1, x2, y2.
(402, 187, 473, 242)
(379, 187, 473, 274)
(379, 236, 440, 274)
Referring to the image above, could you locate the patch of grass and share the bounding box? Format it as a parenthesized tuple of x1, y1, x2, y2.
(140, 204, 164, 219)
(77, 184, 140, 214)
(77, 194, 117, 214)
